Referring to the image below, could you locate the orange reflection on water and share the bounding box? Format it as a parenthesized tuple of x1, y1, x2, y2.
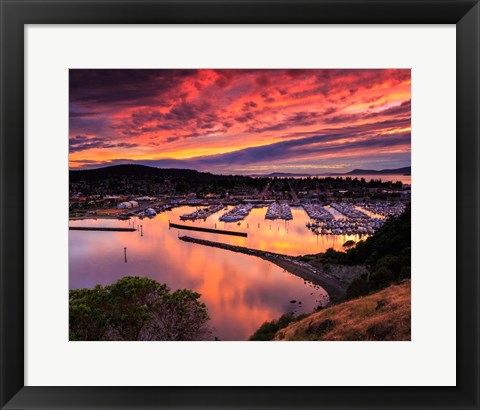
(69, 206, 360, 340)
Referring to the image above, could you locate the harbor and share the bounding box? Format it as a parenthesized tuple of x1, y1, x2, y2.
(69, 205, 333, 340)
(70, 199, 407, 238)
(70, 200, 408, 340)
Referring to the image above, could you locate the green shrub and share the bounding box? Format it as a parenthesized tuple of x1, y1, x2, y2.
(70, 276, 211, 341)
(346, 275, 370, 299)
(249, 313, 308, 341)
(370, 267, 395, 289)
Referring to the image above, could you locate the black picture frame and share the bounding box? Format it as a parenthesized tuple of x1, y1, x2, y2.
(1, 1, 479, 409)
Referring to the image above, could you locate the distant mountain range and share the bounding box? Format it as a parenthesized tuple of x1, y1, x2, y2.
(250, 172, 309, 177)
(70, 164, 411, 181)
(250, 167, 411, 178)
(342, 166, 411, 176)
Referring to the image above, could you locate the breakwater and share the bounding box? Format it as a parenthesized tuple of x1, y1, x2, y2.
(69, 226, 136, 232)
(179, 235, 347, 300)
(169, 222, 248, 237)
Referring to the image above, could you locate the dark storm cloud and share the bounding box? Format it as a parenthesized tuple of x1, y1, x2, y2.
(234, 112, 255, 123)
(242, 101, 258, 111)
(255, 74, 270, 87)
(290, 118, 411, 139)
(69, 111, 100, 118)
(69, 135, 139, 153)
(322, 107, 338, 116)
(214, 70, 235, 88)
(199, 131, 409, 167)
(69, 69, 197, 106)
(111, 100, 214, 138)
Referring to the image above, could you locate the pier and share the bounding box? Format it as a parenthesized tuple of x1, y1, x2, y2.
(356, 201, 405, 218)
(169, 222, 248, 237)
(180, 204, 224, 221)
(302, 204, 333, 221)
(265, 202, 293, 220)
(69, 226, 137, 232)
(178, 235, 348, 300)
(330, 202, 370, 220)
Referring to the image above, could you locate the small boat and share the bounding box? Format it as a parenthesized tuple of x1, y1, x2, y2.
(144, 208, 157, 218)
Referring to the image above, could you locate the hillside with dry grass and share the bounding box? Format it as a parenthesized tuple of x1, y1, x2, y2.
(273, 280, 411, 341)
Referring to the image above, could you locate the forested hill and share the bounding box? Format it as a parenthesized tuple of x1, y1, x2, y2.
(70, 164, 232, 182)
(69, 164, 407, 197)
(69, 164, 266, 196)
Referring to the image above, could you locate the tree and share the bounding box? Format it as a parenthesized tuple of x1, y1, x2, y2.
(69, 276, 211, 341)
(69, 286, 110, 340)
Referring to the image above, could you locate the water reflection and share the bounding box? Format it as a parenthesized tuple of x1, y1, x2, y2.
(69, 206, 363, 340)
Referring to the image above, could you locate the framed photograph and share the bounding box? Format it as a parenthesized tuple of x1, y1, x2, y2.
(1, 0, 479, 409)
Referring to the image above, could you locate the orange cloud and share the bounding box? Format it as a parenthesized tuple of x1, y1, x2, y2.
(70, 69, 411, 173)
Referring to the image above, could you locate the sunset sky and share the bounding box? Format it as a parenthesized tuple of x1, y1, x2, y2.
(69, 69, 411, 174)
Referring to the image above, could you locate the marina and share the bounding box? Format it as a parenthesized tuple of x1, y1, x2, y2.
(302, 201, 407, 236)
(69, 205, 333, 340)
(70, 201, 407, 340)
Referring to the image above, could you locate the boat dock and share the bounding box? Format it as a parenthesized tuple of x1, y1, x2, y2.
(302, 204, 334, 221)
(180, 204, 224, 221)
(219, 204, 253, 222)
(69, 226, 137, 232)
(169, 222, 248, 237)
(265, 202, 293, 220)
(330, 202, 370, 220)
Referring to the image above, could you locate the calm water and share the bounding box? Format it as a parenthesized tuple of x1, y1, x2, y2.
(69, 206, 365, 340)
